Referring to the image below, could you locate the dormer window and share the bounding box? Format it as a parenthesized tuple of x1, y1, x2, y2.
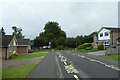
(100, 33, 103, 37)
(105, 32, 109, 36)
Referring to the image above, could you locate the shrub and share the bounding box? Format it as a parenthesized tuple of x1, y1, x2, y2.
(83, 43, 92, 48)
(97, 44, 104, 50)
(85, 47, 93, 50)
(77, 45, 84, 49)
(77, 43, 92, 50)
(57, 45, 64, 50)
(9, 51, 18, 59)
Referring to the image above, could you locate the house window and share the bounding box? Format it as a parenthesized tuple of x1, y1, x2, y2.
(105, 32, 109, 36)
(100, 33, 103, 37)
(104, 42, 106, 44)
(106, 41, 109, 44)
(104, 41, 109, 44)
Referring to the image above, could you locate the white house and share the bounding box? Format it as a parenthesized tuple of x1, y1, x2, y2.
(97, 27, 111, 46)
(93, 26, 120, 49)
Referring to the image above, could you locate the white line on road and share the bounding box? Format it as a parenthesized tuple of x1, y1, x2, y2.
(73, 75, 80, 80)
(77, 55, 120, 71)
(71, 53, 120, 71)
(56, 54, 64, 78)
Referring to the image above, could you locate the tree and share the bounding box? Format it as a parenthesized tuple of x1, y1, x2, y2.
(0, 27, 5, 35)
(34, 37, 45, 48)
(66, 38, 77, 48)
(12, 26, 24, 39)
(58, 37, 66, 46)
(37, 21, 66, 48)
(76, 35, 84, 46)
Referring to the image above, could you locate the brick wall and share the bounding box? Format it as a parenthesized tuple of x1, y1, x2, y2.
(17, 46, 28, 53)
(110, 31, 120, 45)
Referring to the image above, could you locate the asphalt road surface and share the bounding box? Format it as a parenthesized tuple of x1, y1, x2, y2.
(27, 50, 119, 80)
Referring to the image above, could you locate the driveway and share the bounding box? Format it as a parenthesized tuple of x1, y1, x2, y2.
(87, 50, 106, 55)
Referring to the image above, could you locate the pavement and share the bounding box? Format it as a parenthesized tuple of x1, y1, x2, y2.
(27, 51, 58, 78)
(77, 50, 119, 68)
(87, 50, 106, 55)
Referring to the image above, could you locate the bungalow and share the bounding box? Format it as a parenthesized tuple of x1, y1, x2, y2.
(0, 34, 31, 59)
(0, 35, 17, 59)
(17, 39, 31, 53)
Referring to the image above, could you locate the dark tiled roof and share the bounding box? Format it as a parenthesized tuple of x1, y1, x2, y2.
(98, 27, 120, 33)
(17, 39, 30, 46)
(103, 27, 120, 32)
(1, 35, 13, 47)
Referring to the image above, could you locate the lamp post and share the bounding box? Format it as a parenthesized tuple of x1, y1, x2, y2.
(49, 42, 51, 48)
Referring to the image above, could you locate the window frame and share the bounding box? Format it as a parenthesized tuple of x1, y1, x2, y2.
(100, 33, 103, 37)
(105, 32, 109, 36)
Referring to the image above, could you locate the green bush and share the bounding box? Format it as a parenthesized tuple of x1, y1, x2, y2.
(85, 47, 93, 50)
(97, 44, 104, 50)
(9, 51, 18, 59)
(77, 43, 92, 50)
(77, 45, 84, 49)
(83, 43, 92, 48)
(57, 45, 64, 50)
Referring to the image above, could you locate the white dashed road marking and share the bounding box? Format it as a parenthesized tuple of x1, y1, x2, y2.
(73, 75, 80, 80)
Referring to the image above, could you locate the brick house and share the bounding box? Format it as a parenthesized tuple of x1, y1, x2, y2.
(17, 39, 31, 53)
(0, 35, 17, 59)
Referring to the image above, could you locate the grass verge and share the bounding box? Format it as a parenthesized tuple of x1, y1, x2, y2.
(2, 64, 36, 79)
(101, 54, 120, 60)
(12, 51, 48, 59)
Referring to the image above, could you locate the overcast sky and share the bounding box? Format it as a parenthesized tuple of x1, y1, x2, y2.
(0, 0, 119, 40)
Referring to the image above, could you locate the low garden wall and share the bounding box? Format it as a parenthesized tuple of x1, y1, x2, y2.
(106, 44, 120, 54)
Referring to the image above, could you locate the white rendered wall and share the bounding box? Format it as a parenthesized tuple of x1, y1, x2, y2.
(98, 28, 110, 41)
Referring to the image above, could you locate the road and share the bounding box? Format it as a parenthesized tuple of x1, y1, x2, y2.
(27, 50, 119, 80)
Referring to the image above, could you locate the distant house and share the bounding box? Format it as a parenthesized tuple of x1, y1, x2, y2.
(93, 27, 120, 48)
(93, 27, 120, 54)
(17, 39, 31, 53)
(0, 35, 17, 59)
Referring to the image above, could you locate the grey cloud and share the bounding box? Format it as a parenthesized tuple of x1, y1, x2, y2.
(0, 2, 118, 39)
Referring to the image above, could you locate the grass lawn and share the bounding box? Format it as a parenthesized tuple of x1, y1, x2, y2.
(79, 48, 99, 53)
(0, 69, 1, 78)
(13, 51, 48, 59)
(2, 64, 36, 79)
(101, 54, 120, 60)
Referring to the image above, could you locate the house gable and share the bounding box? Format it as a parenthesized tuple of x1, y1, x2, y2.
(98, 28, 110, 41)
(8, 36, 17, 47)
(1, 35, 17, 59)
